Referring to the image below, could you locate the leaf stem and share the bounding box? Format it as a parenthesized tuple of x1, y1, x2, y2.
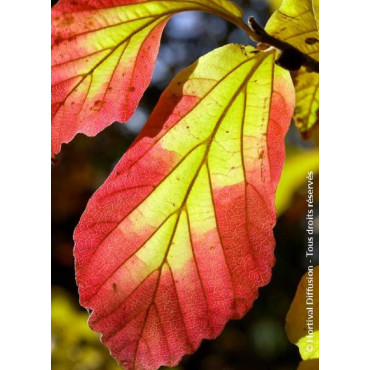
(236, 16, 319, 74)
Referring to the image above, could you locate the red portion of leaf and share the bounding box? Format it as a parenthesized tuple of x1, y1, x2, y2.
(51, 0, 168, 156)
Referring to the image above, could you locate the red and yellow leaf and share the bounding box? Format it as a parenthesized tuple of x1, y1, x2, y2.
(51, 0, 244, 156)
(74, 44, 294, 369)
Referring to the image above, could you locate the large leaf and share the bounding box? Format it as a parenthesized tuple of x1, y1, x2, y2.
(51, 0, 244, 156)
(74, 44, 294, 369)
(266, 0, 319, 137)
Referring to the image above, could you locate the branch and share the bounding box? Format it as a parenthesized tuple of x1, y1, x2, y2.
(237, 16, 319, 74)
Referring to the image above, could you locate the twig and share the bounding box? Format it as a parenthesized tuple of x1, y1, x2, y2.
(236, 16, 319, 73)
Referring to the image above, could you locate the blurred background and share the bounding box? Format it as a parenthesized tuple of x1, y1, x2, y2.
(51, 0, 319, 369)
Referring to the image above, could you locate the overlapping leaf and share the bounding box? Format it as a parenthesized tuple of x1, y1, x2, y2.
(286, 266, 319, 367)
(291, 69, 319, 138)
(266, 0, 319, 59)
(74, 44, 294, 369)
(266, 0, 319, 137)
(276, 148, 319, 216)
(51, 0, 244, 156)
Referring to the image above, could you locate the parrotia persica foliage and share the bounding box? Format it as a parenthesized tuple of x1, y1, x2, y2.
(51, 0, 244, 157)
(51, 0, 319, 369)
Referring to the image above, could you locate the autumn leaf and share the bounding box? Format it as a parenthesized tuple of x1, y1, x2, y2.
(286, 266, 319, 367)
(291, 70, 319, 138)
(51, 0, 244, 156)
(275, 148, 319, 216)
(265, 0, 319, 59)
(74, 44, 294, 370)
(266, 0, 319, 137)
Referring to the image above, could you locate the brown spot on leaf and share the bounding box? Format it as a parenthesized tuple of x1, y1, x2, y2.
(305, 37, 319, 45)
(60, 16, 75, 27)
(53, 37, 63, 46)
(112, 283, 117, 292)
(129, 86, 135, 92)
(239, 45, 248, 56)
(91, 100, 103, 111)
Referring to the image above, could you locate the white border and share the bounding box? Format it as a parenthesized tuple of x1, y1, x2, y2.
(0, 0, 367, 368)
(321, 1, 369, 368)
(0, 1, 50, 368)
